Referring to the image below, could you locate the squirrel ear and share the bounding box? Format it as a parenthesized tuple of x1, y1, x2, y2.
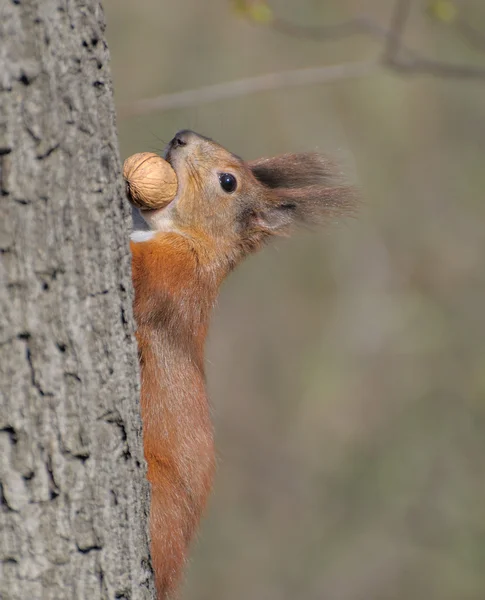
(251, 198, 298, 234)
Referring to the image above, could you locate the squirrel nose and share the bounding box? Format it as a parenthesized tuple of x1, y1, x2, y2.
(171, 129, 195, 149)
(171, 135, 187, 149)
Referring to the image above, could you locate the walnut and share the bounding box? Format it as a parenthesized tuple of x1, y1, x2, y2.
(123, 152, 177, 210)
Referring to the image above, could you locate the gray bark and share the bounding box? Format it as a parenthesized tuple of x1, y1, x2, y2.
(0, 1, 154, 598)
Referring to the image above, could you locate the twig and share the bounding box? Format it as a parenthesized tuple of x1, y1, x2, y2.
(455, 16, 485, 54)
(383, 0, 412, 61)
(119, 61, 377, 119)
(119, 1, 485, 119)
(381, 0, 485, 78)
(385, 55, 485, 79)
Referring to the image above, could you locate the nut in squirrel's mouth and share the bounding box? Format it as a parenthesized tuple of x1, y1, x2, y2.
(139, 150, 180, 215)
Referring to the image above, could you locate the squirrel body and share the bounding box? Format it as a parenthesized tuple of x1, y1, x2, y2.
(129, 130, 356, 598)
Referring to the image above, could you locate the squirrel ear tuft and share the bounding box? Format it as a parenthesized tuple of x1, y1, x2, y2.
(249, 153, 341, 190)
(248, 153, 358, 234)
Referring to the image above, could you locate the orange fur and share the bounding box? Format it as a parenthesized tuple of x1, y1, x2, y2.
(132, 234, 217, 597)
(129, 131, 357, 598)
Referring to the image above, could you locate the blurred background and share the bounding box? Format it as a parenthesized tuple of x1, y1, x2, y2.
(104, 1, 485, 598)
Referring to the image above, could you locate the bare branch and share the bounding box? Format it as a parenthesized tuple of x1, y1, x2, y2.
(455, 16, 485, 54)
(270, 4, 485, 78)
(119, 61, 377, 119)
(382, 0, 485, 77)
(383, 0, 413, 61)
(119, 1, 485, 119)
(386, 55, 485, 79)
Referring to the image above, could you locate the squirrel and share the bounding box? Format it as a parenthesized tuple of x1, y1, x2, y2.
(129, 130, 357, 598)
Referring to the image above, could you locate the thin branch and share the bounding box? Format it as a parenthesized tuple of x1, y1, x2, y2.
(119, 61, 377, 119)
(386, 55, 485, 79)
(455, 16, 485, 54)
(381, 0, 485, 78)
(272, 5, 485, 75)
(119, 1, 485, 119)
(267, 2, 485, 77)
(383, 0, 413, 61)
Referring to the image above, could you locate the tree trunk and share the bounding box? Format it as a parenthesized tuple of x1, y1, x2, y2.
(0, 1, 154, 598)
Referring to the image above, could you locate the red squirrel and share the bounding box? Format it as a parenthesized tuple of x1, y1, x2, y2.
(129, 130, 357, 598)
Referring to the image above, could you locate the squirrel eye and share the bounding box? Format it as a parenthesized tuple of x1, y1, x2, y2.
(219, 173, 237, 193)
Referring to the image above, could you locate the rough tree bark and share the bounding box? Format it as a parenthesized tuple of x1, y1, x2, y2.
(0, 1, 154, 598)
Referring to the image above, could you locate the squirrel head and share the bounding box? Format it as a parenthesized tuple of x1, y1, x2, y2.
(139, 130, 357, 267)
